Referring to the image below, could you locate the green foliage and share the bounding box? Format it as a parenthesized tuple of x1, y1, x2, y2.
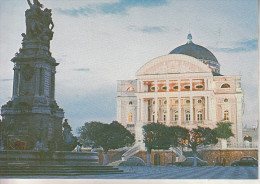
(168, 126, 189, 147)
(78, 121, 135, 153)
(214, 121, 234, 139)
(143, 123, 171, 152)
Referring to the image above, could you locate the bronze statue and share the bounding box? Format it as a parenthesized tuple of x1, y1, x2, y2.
(25, 0, 54, 41)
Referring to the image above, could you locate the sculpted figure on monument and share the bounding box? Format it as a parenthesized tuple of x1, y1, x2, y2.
(25, 0, 54, 41)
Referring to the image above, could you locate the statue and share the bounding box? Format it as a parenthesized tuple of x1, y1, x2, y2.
(25, 0, 54, 41)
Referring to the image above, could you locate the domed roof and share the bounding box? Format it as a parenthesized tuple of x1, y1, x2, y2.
(169, 34, 218, 64)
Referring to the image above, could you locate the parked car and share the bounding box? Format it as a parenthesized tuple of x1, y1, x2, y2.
(119, 156, 145, 166)
(230, 156, 258, 166)
(172, 157, 208, 166)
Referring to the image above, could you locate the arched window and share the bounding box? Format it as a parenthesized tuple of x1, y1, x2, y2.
(224, 98, 228, 103)
(185, 111, 190, 121)
(174, 111, 178, 121)
(128, 112, 133, 122)
(129, 101, 133, 105)
(198, 99, 202, 103)
(197, 111, 202, 121)
(127, 87, 135, 91)
(224, 110, 229, 120)
(221, 83, 230, 88)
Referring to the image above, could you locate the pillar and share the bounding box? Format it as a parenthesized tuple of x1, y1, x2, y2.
(178, 79, 181, 92)
(12, 66, 19, 99)
(34, 67, 40, 96)
(189, 79, 192, 91)
(205, 96, 208, 121)
(178, 97, 181, 125)
(154, 97, 158, 123)
(166, 97, 170, 125)
(190, 96, 193, 123)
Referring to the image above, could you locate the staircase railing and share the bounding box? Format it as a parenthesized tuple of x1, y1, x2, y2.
(121, 144, 141, 161)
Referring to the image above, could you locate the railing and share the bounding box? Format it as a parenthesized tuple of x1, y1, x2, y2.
(172, 146, 183, 156)
(121, 144, 141, 161)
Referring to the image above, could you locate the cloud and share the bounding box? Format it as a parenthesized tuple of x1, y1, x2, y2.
(128, 26, 168, 33)
(74, 68, 90, 72)
(56, 0, 167, 16)
(0, 79, 12, 82)
(209, 39, 257, 53)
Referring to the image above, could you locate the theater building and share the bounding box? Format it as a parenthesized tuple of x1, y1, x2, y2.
(116, 34, 244, 147)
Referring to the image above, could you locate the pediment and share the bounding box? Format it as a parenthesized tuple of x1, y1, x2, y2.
(136, 54, 211, 76)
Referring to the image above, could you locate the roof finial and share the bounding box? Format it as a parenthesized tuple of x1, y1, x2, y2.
(187, 33, 192, 44)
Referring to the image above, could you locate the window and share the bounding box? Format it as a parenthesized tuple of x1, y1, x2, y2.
(127, 124, 134, 128)
(164, 100, 167, 104)
(224, 98, 228, 102)
(185, 111, 190, 121)
(186, 100, 190, 104)
(198, 99, 202, 103)
(224, 110, 229, 120)
(150, 86, 155, 91)
(221, 83, 230, 88)
(174, 111, 178, 121)
(196, 85, 203, 89)
(128, 112, 133, 122)
(184, 85, 190, 90)
(162, 86, 167, 90)
(129, 101, 133, 105)
(163, 114, 166, 121)
(127, 87, 135, 91)
(173, 85, 178, 90)
(197, 111, 202, 121)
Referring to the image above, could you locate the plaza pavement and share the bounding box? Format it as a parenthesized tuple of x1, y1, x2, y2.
(0, 166, 258, 179)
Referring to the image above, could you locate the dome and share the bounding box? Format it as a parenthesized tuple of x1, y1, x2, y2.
(169, 34, 218, 64)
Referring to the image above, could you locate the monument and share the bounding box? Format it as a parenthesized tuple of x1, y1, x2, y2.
(1, 0, 64, 150)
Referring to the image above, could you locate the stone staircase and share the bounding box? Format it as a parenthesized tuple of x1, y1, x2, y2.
(0, 163, 124, 176)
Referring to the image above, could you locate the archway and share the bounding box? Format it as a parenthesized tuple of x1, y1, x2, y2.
(154, 153, 160, 165)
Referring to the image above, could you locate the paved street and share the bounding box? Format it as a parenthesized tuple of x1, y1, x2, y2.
(1, 166, 258, 179)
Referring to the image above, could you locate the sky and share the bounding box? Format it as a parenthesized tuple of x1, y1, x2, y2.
(0, 0, 258, 135)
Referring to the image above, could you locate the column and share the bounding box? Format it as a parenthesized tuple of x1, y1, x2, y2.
(178, 79, 181, 91)
(154, 97, 158, 123)
(205, 96, 208, 121)
(190, 96, 193, 123)
(137, 98, 141, 121)
(140, 81, 143, 92)
(166, 80, 170, 92)
(12, 66, 19, 98)
(189, 79, 192, 91)
(235, 94, 243, 144)
(205, 78, 208, 90)
(35, 67, 40, 96)
(178, 97, 181, 125)
(166, 97, 170, 125)
(140, 98, 144, 122)
(154, 80, 158, 92)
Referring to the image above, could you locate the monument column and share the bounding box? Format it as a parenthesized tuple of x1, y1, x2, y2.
(34, 66, 41, 96)
(12, 66, 20, 99)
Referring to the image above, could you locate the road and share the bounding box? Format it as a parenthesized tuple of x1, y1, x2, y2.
(0, 166, 258, 179)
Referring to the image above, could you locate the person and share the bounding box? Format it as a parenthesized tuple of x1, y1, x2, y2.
(214, 157, 219, 166)
(76, 142, 82, 152)
(222, 157, 226, 166)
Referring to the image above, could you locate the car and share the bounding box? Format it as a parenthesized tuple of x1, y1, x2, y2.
(119, 156, 146, 166)
(230, 156, 258, 166)
(172, 157, 208, 166)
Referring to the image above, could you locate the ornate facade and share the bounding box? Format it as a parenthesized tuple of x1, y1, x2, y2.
(117, 34, 244, 147)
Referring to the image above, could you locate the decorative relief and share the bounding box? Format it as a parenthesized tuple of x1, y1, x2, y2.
(22, 64, 34, 81)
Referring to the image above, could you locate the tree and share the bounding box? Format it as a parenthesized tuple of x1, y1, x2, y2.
(214, 121, 234, 149)
(78, 121, 135, 165)
(168, 126, 189, 149)
(143, 123, 171, 166)
(179, 126, 218, 166)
